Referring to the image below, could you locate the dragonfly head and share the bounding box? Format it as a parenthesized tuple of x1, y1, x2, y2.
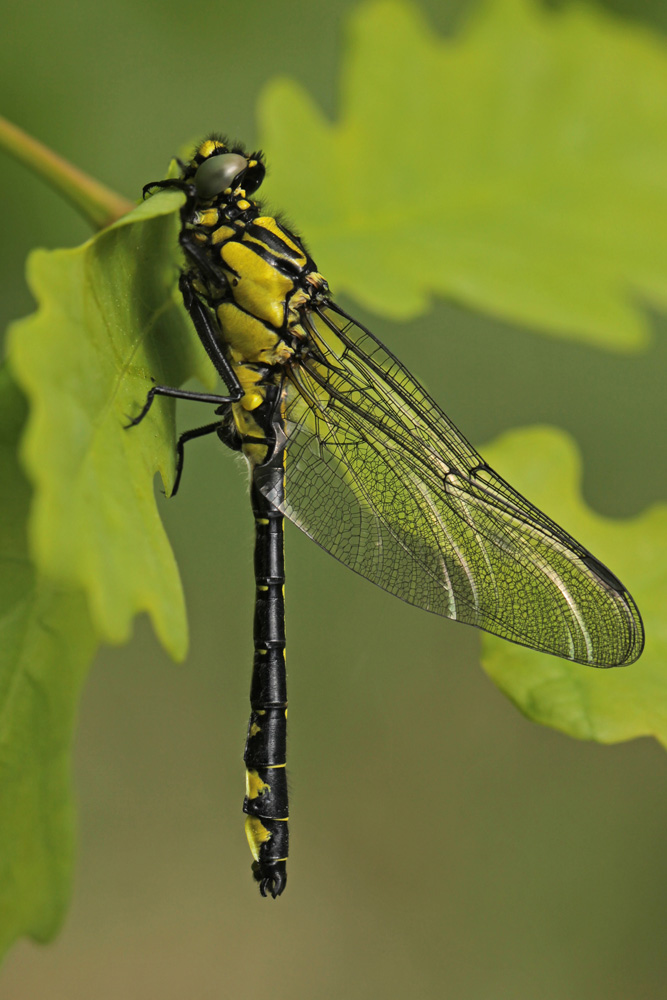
(184, 135, 266, 204)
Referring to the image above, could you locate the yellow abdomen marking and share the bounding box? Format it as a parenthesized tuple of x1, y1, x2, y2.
(246, 769, 271, 800)
(232, 393, 269, 465)
(245, 817, 271, 861)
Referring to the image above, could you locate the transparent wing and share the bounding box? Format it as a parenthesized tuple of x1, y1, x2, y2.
(256, 302, 643, 667)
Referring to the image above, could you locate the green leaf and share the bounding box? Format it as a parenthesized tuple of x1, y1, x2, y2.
(1, 189, 215, 953)
(7, 190, 210, 655)
(1, 170, 216, 958)
(259, 0, 667, 350)
(481, 426, 667, 745)
(0, 367, 96, 956)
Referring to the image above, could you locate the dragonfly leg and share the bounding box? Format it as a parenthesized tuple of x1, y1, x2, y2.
(178, 271, 244, 400)
(142, 179, 244, 397)
(171, 421, 221, 497)
(180, 233, 229, 293)
(142, 177, 192, 200)
(124, 384, 236, 429)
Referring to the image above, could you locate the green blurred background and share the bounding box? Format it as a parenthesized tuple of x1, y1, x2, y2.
(2, 0, 666, 997)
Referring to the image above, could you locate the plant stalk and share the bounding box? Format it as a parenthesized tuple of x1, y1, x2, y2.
(0, 116, 133, 230)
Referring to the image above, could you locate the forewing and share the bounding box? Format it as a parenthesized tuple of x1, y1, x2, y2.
(257, 303, 643, 667)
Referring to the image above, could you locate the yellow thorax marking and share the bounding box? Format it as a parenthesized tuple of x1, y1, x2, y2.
(220, 242, 294, 330)
(253, 216, 307, 265)
(195, 208, 219, 227)
(216, 302, 280, 363)
(198, 138, 224, 158)
(211, 225, 235, 244)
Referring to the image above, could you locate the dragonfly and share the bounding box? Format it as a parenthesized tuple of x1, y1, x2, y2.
(130, 135, 644, 899)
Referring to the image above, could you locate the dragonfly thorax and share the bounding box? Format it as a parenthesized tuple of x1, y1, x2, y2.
(184, 155, 328, 376)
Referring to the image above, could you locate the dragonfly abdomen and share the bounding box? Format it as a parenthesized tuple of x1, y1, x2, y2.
(243, 466, 289, 898)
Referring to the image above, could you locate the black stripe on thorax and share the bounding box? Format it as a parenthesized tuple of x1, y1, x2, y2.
(245, 221, 301, 259)
(242, 229, 307, 277)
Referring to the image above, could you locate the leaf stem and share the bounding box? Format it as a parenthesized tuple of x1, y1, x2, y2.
(0, 116, 134, 230)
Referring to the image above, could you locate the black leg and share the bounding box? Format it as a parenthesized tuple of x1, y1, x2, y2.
(143, 177, 243, 398)
(171, 421, 221, 496)
(178, 273, 243, 399)
(180, 232, 228, 291)
(125, 385, 236, 429)
(142, 177, 192, 200)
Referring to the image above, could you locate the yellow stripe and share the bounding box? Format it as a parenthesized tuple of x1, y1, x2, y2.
(253, 216, 307, 264)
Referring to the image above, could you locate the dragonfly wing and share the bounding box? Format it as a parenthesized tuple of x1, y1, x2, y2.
(256, 302, 643, 667)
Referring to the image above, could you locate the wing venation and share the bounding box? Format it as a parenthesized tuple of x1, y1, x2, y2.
(259, 302, 643, 667)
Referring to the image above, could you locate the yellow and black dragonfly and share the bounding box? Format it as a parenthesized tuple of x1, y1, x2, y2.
(130, 135, 644, 898)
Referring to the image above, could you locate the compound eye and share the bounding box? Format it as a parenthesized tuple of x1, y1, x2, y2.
(194, 153, 248, 199)
(243, 160, 266, 195)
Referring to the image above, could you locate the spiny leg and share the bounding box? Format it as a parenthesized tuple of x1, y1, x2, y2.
(125, 265, 243, 430)
(125, 385, 233, 430)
